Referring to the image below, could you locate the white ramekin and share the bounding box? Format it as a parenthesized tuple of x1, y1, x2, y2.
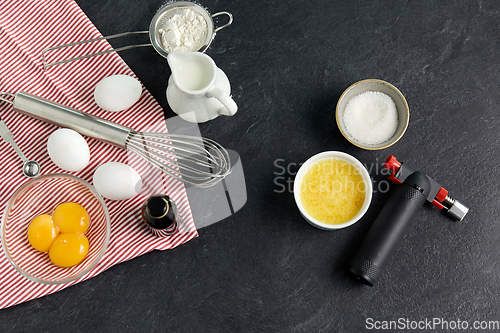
(293, 151, 373, 230)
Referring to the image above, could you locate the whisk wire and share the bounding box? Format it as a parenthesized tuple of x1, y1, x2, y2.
(127, 140, 213, 180)
(130, 135, 222, 169)
(129, 132, 224, 171)
(126, 131, 231, 188)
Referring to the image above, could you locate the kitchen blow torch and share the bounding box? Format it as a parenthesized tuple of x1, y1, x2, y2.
(347, 155, 469, 286)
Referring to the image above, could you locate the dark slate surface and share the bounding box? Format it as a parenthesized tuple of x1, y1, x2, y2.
(2, 0, 500, 332)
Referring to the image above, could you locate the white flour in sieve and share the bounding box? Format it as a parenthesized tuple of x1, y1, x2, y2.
(158, 8, 208, 53)
(342, 91, 398, 145)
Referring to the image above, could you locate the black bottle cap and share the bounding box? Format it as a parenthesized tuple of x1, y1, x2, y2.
(145, 196, 170, 219)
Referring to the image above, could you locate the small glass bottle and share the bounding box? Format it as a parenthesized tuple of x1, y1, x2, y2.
(141, 194, 180, 237)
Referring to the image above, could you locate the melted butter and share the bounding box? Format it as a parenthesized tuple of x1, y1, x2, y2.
(299, 158, 366, 225)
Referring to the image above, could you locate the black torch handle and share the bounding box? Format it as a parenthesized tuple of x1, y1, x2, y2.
(348, 183, 427, 286)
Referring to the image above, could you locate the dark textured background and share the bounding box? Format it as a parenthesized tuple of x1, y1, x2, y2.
(2, 0, 500, 332)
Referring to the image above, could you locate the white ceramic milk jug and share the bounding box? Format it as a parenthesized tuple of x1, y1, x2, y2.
(166, 52, 238, 123)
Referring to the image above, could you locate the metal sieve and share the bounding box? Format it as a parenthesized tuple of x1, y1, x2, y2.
(41, 1, 233, 69)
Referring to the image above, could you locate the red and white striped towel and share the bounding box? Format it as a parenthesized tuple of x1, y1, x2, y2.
(0, 0, 198, 309)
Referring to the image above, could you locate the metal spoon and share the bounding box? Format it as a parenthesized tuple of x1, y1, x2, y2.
(0, 117, 40, 178)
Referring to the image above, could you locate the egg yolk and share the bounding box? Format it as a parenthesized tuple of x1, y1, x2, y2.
(27, 202, 91, 267)
(49, 233, 89, 267)
(27, 214, 59, 252)
(52, 202, 89, 234)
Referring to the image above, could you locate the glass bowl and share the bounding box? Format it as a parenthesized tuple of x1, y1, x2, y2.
(1, 174, 110, 284)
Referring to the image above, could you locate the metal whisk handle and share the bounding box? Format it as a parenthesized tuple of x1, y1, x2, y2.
(12, 92, 131, 148)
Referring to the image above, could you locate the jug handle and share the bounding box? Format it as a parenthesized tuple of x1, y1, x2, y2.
(207, 87, 238, 116)
(212, 12, 233, 33)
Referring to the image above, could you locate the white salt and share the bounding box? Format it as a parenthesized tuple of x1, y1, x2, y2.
(342, 91, 398, 145)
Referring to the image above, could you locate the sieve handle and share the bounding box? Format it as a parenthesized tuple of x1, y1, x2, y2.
(12, 92, 132, 148)
(41, 31, 152, 70)
(212, 12, 233, 33)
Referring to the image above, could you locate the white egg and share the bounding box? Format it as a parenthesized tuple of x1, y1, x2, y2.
(47, 128, 90, 172)
(93, 162, 142, 200)
(94, 75, 142, 112)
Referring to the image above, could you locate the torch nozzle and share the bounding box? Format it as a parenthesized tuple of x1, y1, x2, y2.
(441, 196, 469, 221)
